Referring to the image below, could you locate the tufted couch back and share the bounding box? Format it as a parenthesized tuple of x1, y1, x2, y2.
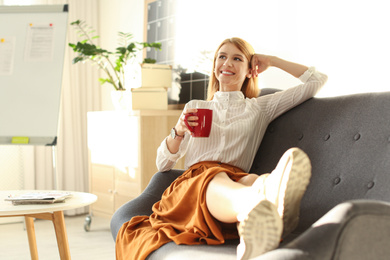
(250, 90, 390, 234)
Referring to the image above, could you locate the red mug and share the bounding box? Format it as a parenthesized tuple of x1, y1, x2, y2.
(184, 109, 213, 137)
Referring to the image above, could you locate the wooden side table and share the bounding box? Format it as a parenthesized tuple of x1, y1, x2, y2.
(0, 190, 97, 260)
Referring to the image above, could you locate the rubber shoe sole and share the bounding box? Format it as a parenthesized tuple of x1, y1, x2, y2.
(272, 148, 312, 237)
(237, 200, 283, 260)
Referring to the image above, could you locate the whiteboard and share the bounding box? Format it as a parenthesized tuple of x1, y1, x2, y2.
(0, 4, 68, 145)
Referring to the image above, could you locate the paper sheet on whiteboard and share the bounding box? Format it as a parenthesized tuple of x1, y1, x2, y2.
(0, 37, 16, 75)
(25, 24, 55, 62)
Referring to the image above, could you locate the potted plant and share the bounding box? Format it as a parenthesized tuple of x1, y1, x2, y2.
(68, 20, 162, 92)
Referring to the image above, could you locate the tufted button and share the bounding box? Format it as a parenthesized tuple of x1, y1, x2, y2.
(354, 133, 361, 141)
(367, 181, 375, 189)
(324, 134, 330, 141)
(334, 177, 341, 185)
(298, 133, 304, 141)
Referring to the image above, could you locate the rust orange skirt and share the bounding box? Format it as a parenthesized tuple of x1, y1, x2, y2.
(115, 161, 248, 260)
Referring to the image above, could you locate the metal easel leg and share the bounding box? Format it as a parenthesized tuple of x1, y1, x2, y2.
(52, 145, 59, 190)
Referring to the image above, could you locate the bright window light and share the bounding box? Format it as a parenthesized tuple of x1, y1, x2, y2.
(3, 0, 34, 5)
(175, 0, 390, 97)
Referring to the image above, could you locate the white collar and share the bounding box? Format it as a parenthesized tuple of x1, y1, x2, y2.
(212, 91, 245, 102)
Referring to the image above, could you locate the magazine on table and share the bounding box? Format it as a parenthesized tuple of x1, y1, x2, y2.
(4, 191, 73, 205)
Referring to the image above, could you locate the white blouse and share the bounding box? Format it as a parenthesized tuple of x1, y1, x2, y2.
(156, 67, 328, 173)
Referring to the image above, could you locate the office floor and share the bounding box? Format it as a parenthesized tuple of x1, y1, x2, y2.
(0, 214, 115, 260)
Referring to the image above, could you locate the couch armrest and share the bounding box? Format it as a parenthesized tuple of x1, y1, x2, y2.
(110, 169, 183, 240)
(256, 200, 390, 260)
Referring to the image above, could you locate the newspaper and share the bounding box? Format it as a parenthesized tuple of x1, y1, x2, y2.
(4, 191, 72, 205)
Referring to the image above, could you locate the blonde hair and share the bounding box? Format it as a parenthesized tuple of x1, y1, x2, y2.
(207, 37, 260, 101)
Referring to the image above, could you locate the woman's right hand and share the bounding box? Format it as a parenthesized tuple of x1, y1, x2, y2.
(166, 108, 198, 154)
(175, 108, 198, 136)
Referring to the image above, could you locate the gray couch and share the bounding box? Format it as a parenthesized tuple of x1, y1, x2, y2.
(111, 89, 390, 259)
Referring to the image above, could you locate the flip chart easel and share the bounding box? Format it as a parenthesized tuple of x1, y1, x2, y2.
(0, 4, 68, 189)
(0, 4, 68, 146)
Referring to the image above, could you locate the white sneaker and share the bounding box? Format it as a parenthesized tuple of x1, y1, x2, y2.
(237, 200, 282, 260)
(254, 147, 312, 237)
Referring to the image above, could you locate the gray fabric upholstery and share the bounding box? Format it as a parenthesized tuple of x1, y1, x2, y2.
(110, 169, 182, 240)
(111, 90, 390, 259)
(147, 240, 238, 260)
(256, 200, 390, 260)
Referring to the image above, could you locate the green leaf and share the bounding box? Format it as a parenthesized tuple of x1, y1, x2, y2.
(114, 59, 122, 72)
(72, 56, 86, 64)
(99, 78, 112, 85)
(143, 42, 162, 50)
(118, 32, 133, 39)
(127, 43, 136, 52)
(143, 58, 157, 64)
(116, 47, 127, 55)
(70, 20, 81, 26)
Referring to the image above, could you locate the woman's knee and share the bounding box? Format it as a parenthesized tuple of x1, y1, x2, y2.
(237, 173, 259, 186)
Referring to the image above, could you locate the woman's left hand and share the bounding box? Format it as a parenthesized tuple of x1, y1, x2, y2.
(251, 54, 274, 77)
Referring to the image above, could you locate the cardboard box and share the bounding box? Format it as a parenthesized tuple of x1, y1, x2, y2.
(131, 87, 168, 110)
(141, 64, 172, 88)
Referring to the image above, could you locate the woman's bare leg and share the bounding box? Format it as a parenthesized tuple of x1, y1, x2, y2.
(206, 148, 312, 259)
(237, 173, 260, 186)
(206, 172, 256, 223)
(205, 172, 283, 260)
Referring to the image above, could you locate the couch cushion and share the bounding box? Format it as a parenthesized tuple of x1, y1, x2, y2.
(147, 240, 238, 260)
(250, 91, 390, 233)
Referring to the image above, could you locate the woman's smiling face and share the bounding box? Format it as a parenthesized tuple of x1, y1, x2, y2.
(214, 42, 252, 92)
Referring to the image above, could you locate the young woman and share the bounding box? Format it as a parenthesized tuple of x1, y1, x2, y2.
(115, 37, 328, 260)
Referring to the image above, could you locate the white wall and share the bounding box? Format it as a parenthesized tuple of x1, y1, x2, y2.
(175, 0, 390, 97)
(98, 0, 390, 110)
(98, 0, 145, 110)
